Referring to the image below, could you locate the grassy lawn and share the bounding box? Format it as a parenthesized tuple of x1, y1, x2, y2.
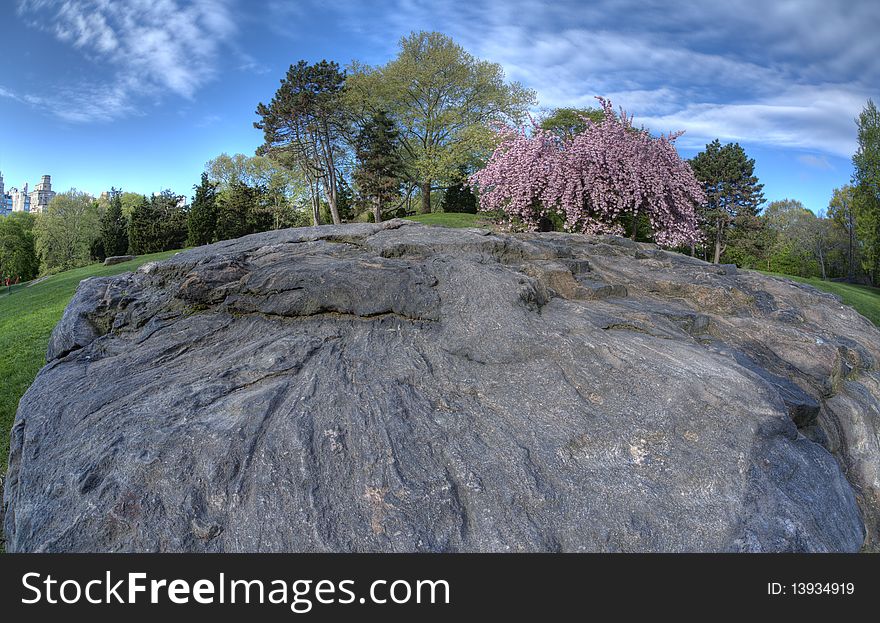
(0, 250, 181, 477)
(758, 271, 880, 327)
(403, 212, 490, 228)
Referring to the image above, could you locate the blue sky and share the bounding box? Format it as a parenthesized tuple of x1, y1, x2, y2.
(1, 0, 877, 215)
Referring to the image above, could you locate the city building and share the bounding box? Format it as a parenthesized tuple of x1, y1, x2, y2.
(0, 171, 56, 215)
(11, 182, 30, 212)
(29, 175, 55, 214)
(0, 171, 10, 216)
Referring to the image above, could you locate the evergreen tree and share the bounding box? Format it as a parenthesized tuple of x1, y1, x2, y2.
(129, 195, 159, 254)
(100, 188, 129, 257)
(440, 166, 478, 213)
(150, 190, 188, 252)
(353, 111, 404, 223)
(828, 185, 859, 279)
(255, 60, 348, 225)
(188, 173, 219, 246)
(216, 181, 255, 241)
(690, 140, 765, 263)
(852, 99, 880, 282)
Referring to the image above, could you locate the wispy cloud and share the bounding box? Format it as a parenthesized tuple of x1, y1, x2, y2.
(14, 0, 239, 122)
(301, 0, 878, 158)
(798, 154, 835, 170)
(196, 113, 222, 128)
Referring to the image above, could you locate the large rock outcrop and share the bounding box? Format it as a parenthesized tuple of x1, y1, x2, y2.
(4, 221, 879, 552)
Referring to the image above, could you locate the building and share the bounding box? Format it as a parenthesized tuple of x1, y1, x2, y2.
(0, 171, 9, 216)
(29, 175, 55, 214)
(0, 172, 57, 215)
(0, 171, 12, 216)
(11, 182, 30, 212)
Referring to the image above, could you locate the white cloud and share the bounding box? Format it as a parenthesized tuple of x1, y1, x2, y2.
(311, 0, 878, 158)
(798, 154, 834, 170)
(15, 0, 238, 122)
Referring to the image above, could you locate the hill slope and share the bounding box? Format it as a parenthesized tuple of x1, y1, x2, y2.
(0, 251, 180, 474)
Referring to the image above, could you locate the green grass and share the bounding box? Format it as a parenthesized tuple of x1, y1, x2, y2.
(0, 250, 181, 477)
(758, 271, 880, 327)
(403, 212, 490, 228)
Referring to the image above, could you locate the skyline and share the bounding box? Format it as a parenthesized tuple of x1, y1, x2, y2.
(1, 0, 877, 214)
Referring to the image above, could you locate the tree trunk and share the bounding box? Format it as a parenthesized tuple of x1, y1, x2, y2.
(323, 177, 341, 225)
(713, 227, 722, 264)
(630, 207, 639, 240)
(848, 225, 855, 279)
(818, 248, 827, 280)
(311, 181, 321, 227)
(420, 181, 432, 214)
(373, 198, 382, 224)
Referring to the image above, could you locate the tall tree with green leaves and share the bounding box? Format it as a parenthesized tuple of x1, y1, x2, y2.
(539, 107, 606, 141)
(129, 195, 159, 254)
(216, 181, 256, 241)
(188, 173, 219, 246)
(0, 212, 39, 280)
(100, 188, 129, 257)
(353, 111, 404, 223)
(34, 189, 102, 271)
(346, 31, 536, 214)
(690, 140, 765, 263)
(205, 153, 310, 230)
(721, 213, 772, 270)
(828, 185, 858, 279)
(852, 99, 880, 282)
(255, 60, 348, 226)
(129, 191, 187, 254)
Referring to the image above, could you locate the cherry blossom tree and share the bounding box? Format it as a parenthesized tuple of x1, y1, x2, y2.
(469, 97, 703, 247)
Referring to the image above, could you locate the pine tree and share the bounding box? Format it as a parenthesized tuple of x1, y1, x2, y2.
(852, 99, 880, 283)
(100, 188, 129, 257)
(216, 181, 255, 241)
(690, 140, 765, 263)
(188, 173, 218, 246)
(152, 190, 188, 251)
(353, 111, 404, 223)
(128, 195, 158, 254)
(440, 167, 478, 214)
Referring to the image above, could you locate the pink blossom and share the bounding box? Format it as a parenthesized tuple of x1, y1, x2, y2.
(469, 97, 704, 247)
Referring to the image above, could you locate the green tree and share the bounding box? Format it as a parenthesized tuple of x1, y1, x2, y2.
(255, 60, 348, 226)
(763, 199, 828, 277)
(721, 213, 772, 269)
(129, 191, 187, 254)
(100, 188, 129, 258)
(353, 111, 404, 223)
(216, 181, 255, 241)
(439, 164, 478, 214)
(129, 195, 159, 254)
(346, 31, 536, 214)
(852, 99, 880, 282)
(120, 191, 143, 218)
(188, 173, 219, 246)
(34, 189, 101, 272)
(690, 140, 765, 263)
(828, 185, 859, 279)
(206, 153, 309, 230)
(539, 107, 606, 140)
(152, 190, 188, 251)
(0, 212, 39, 280)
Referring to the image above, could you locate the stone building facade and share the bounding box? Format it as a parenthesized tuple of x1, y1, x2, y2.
(0, 172, 56, 215)
(29, 175, 55, 214)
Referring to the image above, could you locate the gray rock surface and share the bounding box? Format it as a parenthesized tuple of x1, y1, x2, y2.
(103, 255, 136, 266)
(4, 220, 880, 552)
